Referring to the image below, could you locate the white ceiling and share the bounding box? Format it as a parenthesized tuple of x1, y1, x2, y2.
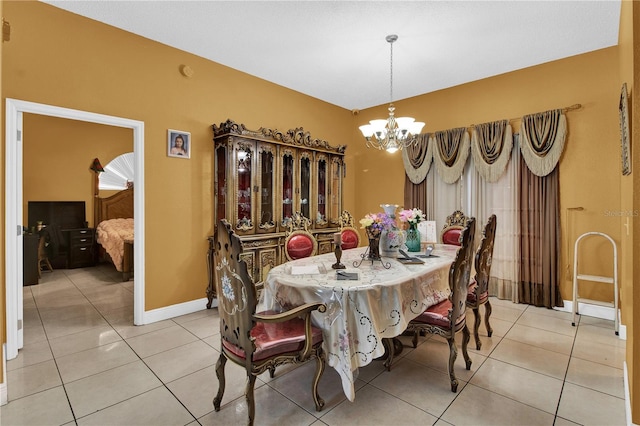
(43, 0, 621, 111)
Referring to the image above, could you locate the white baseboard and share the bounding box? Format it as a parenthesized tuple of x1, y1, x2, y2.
(556, 299, 625, 340)
(142, 297, 217, 324)
(1, 344, 7, 406)
(558, 299, 616, 320)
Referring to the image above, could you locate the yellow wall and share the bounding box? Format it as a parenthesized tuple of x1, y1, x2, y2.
(22, 115, 132, 227)
(1, 1, 636, 419)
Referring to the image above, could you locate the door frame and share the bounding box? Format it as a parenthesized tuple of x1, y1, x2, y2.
(4, 98, 146, 360)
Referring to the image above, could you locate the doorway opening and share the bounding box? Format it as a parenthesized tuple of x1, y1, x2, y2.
(4, 98, 146, 361)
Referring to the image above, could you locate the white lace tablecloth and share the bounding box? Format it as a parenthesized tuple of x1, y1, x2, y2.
(258, 245, 458, 401)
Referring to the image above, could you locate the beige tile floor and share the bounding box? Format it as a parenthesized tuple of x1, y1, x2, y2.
(1, 264, 627, 426)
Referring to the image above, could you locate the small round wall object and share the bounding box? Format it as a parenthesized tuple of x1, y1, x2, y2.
(179, 65, 194, 78)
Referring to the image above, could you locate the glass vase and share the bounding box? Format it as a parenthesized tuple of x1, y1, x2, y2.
(405, 223, 421, 252)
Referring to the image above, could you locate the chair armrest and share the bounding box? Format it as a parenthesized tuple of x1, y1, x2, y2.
(255, 303, 327, 360)
(255, 302, 326, 323)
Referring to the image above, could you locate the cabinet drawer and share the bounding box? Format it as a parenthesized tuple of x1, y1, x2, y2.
(69, 246, 94, 267)
(71, 235, 94, 246)
(69, 229, 93, 244)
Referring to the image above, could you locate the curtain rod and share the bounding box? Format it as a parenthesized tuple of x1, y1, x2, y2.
(466, 103, 582, 130)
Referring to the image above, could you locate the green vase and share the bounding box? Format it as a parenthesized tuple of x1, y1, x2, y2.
(405, 223, 421, 252)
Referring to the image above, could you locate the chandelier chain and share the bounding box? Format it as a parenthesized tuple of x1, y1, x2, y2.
(389, 39, 393, 104)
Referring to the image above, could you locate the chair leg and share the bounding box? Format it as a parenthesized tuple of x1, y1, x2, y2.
(472, 307, 482, 350)
(213, 353, 227, 411)
(484, 300, 493, 337)
(246, 373, 257, 426)
(462, 324, 472, 371)
(312, 349, 326, 412)
(412, 331, 418, 348)
(446, 336, 458, 393)
(268, 366, 276, 378)
(382, 338, 394, 371)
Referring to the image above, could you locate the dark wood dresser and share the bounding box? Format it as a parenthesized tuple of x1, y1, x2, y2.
(28, 201, 90, 269)
(64, 228, 97, 268)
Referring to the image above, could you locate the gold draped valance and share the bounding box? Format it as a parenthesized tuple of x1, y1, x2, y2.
(403, 105, 577, 185)
(519, 109, 566, 177)
(471, 120, 513, 182)
(402, 133, 432, 184)
(432, 127, 470, 184)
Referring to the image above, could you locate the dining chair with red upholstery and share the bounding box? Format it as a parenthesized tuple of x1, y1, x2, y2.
(406, 216, 476, 393)
(212, 219, 327, 425)
(284, 211, 318, 261)
(440, 210, 468, 246)
(339, 210, 360, 249)
(467, 214, 497, 350)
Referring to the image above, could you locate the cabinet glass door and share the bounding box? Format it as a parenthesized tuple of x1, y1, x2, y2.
(235, 143, 253, 231)
(258, 144, 276, 233)
(329, 156, 343, 226)
(316, 155, 328, 227)
(215, 144, 227, 225)
(299, 152, 311, 220)
(281, 151, 294, 228)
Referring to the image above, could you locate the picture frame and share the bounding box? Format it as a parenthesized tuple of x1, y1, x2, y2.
(167, 129, 191, 159)
(619, 83, 631, 175)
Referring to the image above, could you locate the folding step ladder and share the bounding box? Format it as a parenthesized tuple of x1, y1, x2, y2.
(571, 232, 618, 335)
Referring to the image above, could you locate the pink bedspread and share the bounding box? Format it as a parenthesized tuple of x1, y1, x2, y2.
(96, 218, 134, 271)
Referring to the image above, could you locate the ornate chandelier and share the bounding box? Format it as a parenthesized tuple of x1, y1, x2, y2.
(359, 35, 425, 154)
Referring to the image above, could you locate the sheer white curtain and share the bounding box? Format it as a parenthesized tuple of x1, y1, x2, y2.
(425, 137, 521, 301)
(468, 137, 521, 301)
(424, 165, 467, 235)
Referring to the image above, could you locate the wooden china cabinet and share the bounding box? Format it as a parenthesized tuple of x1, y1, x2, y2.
(206, 119, 346, 307)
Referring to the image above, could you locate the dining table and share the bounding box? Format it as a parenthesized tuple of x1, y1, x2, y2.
(258, 244, 459, 401)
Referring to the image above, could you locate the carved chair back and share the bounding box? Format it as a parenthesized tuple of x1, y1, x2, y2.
(339, 210, 360, 249)
(284, 211, 317, 260)
(448, 217, 476, 332)
(214, 219, 257, 370)
(441, 210, 468, 246)
(473, 215, 497, 300)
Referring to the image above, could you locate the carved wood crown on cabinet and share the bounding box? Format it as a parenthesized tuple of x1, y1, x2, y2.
(212, 119, 347, 154)
(206, 120, 347, 307)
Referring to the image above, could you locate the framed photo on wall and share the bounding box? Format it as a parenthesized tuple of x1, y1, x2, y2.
(619, 83, 631, 175)
(168, 129, 191, 159)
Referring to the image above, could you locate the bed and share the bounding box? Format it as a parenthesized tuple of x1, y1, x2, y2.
(95, 187, 134, 281)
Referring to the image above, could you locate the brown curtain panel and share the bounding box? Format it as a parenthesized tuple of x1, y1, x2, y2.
(404, 175, 427, 212)
(403, 133, 430, 210)
(518, 155, 563, 308)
